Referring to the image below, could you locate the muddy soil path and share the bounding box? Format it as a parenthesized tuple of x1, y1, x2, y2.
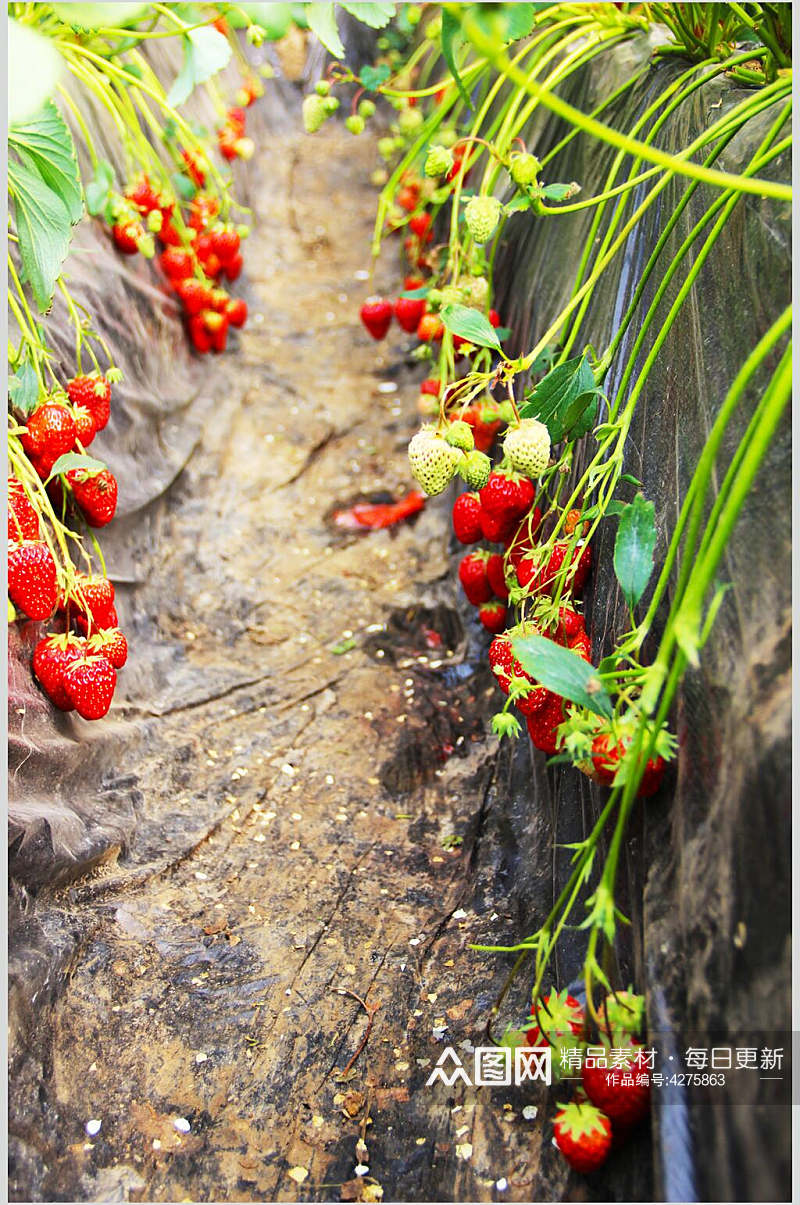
(10, 129, 568, 1204)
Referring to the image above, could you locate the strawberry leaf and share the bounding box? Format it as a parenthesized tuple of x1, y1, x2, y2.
(359, 63, 391, 90)
(340, 3, 396, 29)
(510, 633, 613, 717)
(238, 3, 294, 39)
(7, 19, 62, 125)
(519, 353, 599, 442)
(613, 493, 657, 609)
(305, 2, 346, 58)
(9, 101, 83, 225)
(167, 27, 232, 108)
(46, 452, 107, 483)
(540, 181, 581, 202)
(8, 361, 39, 417)
(440, 303, 502, 351)
(9, 159, 74, 314)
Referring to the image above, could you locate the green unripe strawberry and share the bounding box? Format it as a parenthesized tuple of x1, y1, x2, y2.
(315, 80, 331, 97)
(398, 107, 424, 135)
(496, 401, 516, 424)
(323, 96, 340, 115)
(425, 144, 455, 177)
(439, 284, 465, 306)
(358, 99, 376, 119)
(408, 427, 461, 496)
(460, 449, 491, 489)
(445, 420, 475, 452)
(426, 288, 444, 308)
(303, 94, 328, 133)
(503, 418, 551, 477)
(378, 136, 396, 160)
(509, 151, 540, 187)
(346, 115, 365, 135)
(464, 195, 502, 243)
(439, 128, 457, 148)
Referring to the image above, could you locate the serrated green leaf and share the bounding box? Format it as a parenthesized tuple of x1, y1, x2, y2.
(441, 7, 473, 110)
(340, 2, 395, 29)
(580, 498, 627, 522)
(171, 171, 198, 201)
(8, 362, 40, 416)
(440, 303, 501, 351)
(9, 159, 73, 313)
(519, 353, 599, 442)
(493, 326, 512, 341)
(306, 2, 345, 58)
(239, 2, 294, 39)
(540, 181, 581, 201)
(85, 160, 115, 216)
(359, 62, 392, 90)
(504, 194, 534, 215)
(613, 493, 657, 610)
(400, 285, 430, 299)
(8, 20, 62, 126)
(167, 26, 232, 107)
(9, 101, 83, 224)
(510, 634, 613, 717)
(47, 452, 107, 482)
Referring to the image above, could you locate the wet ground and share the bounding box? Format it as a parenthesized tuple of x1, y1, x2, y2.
(9, 128, 572, 1203)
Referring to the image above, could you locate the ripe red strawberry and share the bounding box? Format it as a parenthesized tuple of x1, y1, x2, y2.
(158, 217, 182, 246)
(591, 734, 666, 797)
(66, 574, 115, 627)
(177, 278, 211, 316)
(478, 601, 507, 633)
(8, 478, 40, 543)
(526, 691, 565, 755)
(88, 627, 128, 669)
(404, 275, 426, 290)
(486, 552, 509, 600)
(33, 633, 86, 710)
(181, 149, 206, 188)
(409, 212, 433, 241)
(126, 176, 159, 214)
(112, 222, 142, 254)
(557, 606, 584, 641)
(20, 403, 77, 474)
(223, 252, 243, 282)
(360, 299, 393, 340)
(526, 990, 584, 1046)
(480, 471, 534, 523)
(416, 313, 444, 342)
(488, 631, 547, 717)
(188, 313, 212, 353)
(201, 309, 229, 354)
(582, 1047, 651, 1128)
(394, 296, 427, 333)
(62, 654, 116, 720)
(8, 541, 58, 619)
(212, 227, 240, 263)
(71, 404, 96, 448)
(553, 1101, 612, 1174)
(458, 551, 492, 606)
(479, 507, 516, 544)
(225, 298, 248, 328)
(66, 375, 111, 431)
(568, 629, 592, 661)
(397, 185, 419, 212)
(451, 493, 482, 544)
(488, 309, 501, 327)
(66, 467, 118, 527)
(420, 377, 441, 397)
(160, 247, 194, 281)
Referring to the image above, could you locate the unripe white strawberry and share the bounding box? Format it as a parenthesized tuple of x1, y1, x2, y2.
(465, 195, 502, 243)
(408, 427, 461, 496)
(503, 419, 551, 478)
(398, 107, 424, 135)
(425, 144, 454, 177)
(302, 94, 328, 133)
(444, 420, 474, 452)
(463, 275, 489, 307)
(509, 151, 540, 187)
(460, 449, 491, 489)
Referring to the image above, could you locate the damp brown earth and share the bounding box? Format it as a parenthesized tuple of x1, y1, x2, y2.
(9, 128, 575, 1204)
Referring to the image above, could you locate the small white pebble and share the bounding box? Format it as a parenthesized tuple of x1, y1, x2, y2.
(173, 1117, 191, 1134)
(496, 1178, 508, 1191)
(195, 1053, 208, 1064)
(522, 1105, 538, 1121)
(355, 1164, 369, 1177)
(85, 1119, 101, 1137)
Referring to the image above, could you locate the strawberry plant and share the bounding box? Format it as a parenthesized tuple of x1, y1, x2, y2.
(302, 1, 791, 1172)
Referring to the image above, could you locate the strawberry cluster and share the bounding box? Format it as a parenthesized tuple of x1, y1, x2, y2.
(520, 989, 650, 1175)
(115, 176, 249, 356)
(18, 375, 119, 527)
(32, 574, 126, 721)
